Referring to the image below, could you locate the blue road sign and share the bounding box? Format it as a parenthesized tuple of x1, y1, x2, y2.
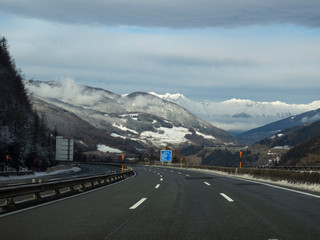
(160, 150, 172, 162)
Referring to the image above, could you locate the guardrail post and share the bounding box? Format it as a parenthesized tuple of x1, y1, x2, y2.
(4, 197, 15, 208)
(70, 185, 76, 194)
(33, 192, 41, 200)
(54, 189, 61, 197)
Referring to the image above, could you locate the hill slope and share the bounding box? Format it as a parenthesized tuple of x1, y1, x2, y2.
(237, 108, 320, 145)
(279, 133, 320, 166)
(258, 120, 320, 148)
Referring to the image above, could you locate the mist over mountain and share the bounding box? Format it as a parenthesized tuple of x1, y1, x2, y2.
(150, 92, 320, 135)
(25, 80, 238, 151)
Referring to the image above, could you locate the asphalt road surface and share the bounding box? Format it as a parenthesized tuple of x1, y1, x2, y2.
(0, 165, 319, 240)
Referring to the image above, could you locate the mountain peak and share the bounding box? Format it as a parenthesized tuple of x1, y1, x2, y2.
(149, 92, 186, 101)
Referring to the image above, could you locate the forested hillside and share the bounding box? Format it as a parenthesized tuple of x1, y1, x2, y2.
(280, 134, 320, 166)
(0, 37, 54, 171)
(257, 120, 320, 148)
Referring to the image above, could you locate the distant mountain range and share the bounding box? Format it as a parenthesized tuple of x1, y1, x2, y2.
(150, 92, 320, 135)
(25, 80, 238, 152)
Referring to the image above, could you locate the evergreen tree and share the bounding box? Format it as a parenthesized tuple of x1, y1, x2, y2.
(0, 37, 54, 171)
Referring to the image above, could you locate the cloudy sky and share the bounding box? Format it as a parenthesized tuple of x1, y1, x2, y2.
(0, 0, 319, 103)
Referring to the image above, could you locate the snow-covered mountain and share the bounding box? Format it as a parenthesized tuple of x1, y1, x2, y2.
(25, 80, 237, 150)
(149, 92, 320, 134)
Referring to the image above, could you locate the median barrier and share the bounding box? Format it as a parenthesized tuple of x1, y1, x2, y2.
(0, 171, 34, 177)
(0, 166, 134, 214)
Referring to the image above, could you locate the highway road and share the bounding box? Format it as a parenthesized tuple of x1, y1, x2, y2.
(0, 165, 319, 240)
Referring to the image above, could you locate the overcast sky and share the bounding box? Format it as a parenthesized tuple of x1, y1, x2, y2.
(0, 0, 320, 103)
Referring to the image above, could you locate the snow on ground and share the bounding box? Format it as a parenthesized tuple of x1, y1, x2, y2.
(111, 133, 127, 139)
(195, 131, 216, 140)
(149, 92, 185, 101)
(97, 144, 123, 153)
(112, 123, 138, 135)
(119, 113, 139, 120)
(189, 167, 320, 194)
(140, 126, 191, 146)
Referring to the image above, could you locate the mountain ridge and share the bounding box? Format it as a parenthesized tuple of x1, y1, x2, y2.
(237, 108, 320, 145)
(149, 92, 320, 133)
(25, 80, 238, 150)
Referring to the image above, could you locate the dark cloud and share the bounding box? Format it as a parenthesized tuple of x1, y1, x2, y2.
(1, 0, 320, 28)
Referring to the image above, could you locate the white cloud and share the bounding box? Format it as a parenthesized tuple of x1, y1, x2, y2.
(301, 113, 320, 124)
(26, 78, 104, 105)
(1, 6, 320, 103)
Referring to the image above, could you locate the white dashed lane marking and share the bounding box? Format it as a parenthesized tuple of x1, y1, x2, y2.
(129, 198, 147, 210)
(220, 193, 234, 202)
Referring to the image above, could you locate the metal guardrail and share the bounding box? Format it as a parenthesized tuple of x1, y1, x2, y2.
(0, 168, 134, 213)
(145, 161, 320, 172)
(0, 171, 34, 177)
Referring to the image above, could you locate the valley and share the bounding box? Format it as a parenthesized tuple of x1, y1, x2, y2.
(25, 80, 320, 167)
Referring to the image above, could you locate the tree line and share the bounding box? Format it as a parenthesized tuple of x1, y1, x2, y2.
(0, 37, 55, 171)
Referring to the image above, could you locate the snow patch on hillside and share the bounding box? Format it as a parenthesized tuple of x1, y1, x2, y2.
(97, 144, 123, 153)
(112, 123, 138, 135)
(140, 126, 191, 146)
(196, 131, 216, 140)
(111, 133, 127, 139)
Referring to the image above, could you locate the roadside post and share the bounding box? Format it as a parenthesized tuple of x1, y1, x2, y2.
(5, 155, 9, 172)
(239, 150, 243, 168)
(33, 159, 37, 172)
(121, 154, 125, 172)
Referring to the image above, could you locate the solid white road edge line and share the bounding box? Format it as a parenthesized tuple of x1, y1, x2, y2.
(129, 198, 147, 210)
(225, 175, 320, 199)
(220, 193, 234, 202)
(155, 184, 160, 189)
(185, 167, 320, 199)
(204, 182, 211, 186)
